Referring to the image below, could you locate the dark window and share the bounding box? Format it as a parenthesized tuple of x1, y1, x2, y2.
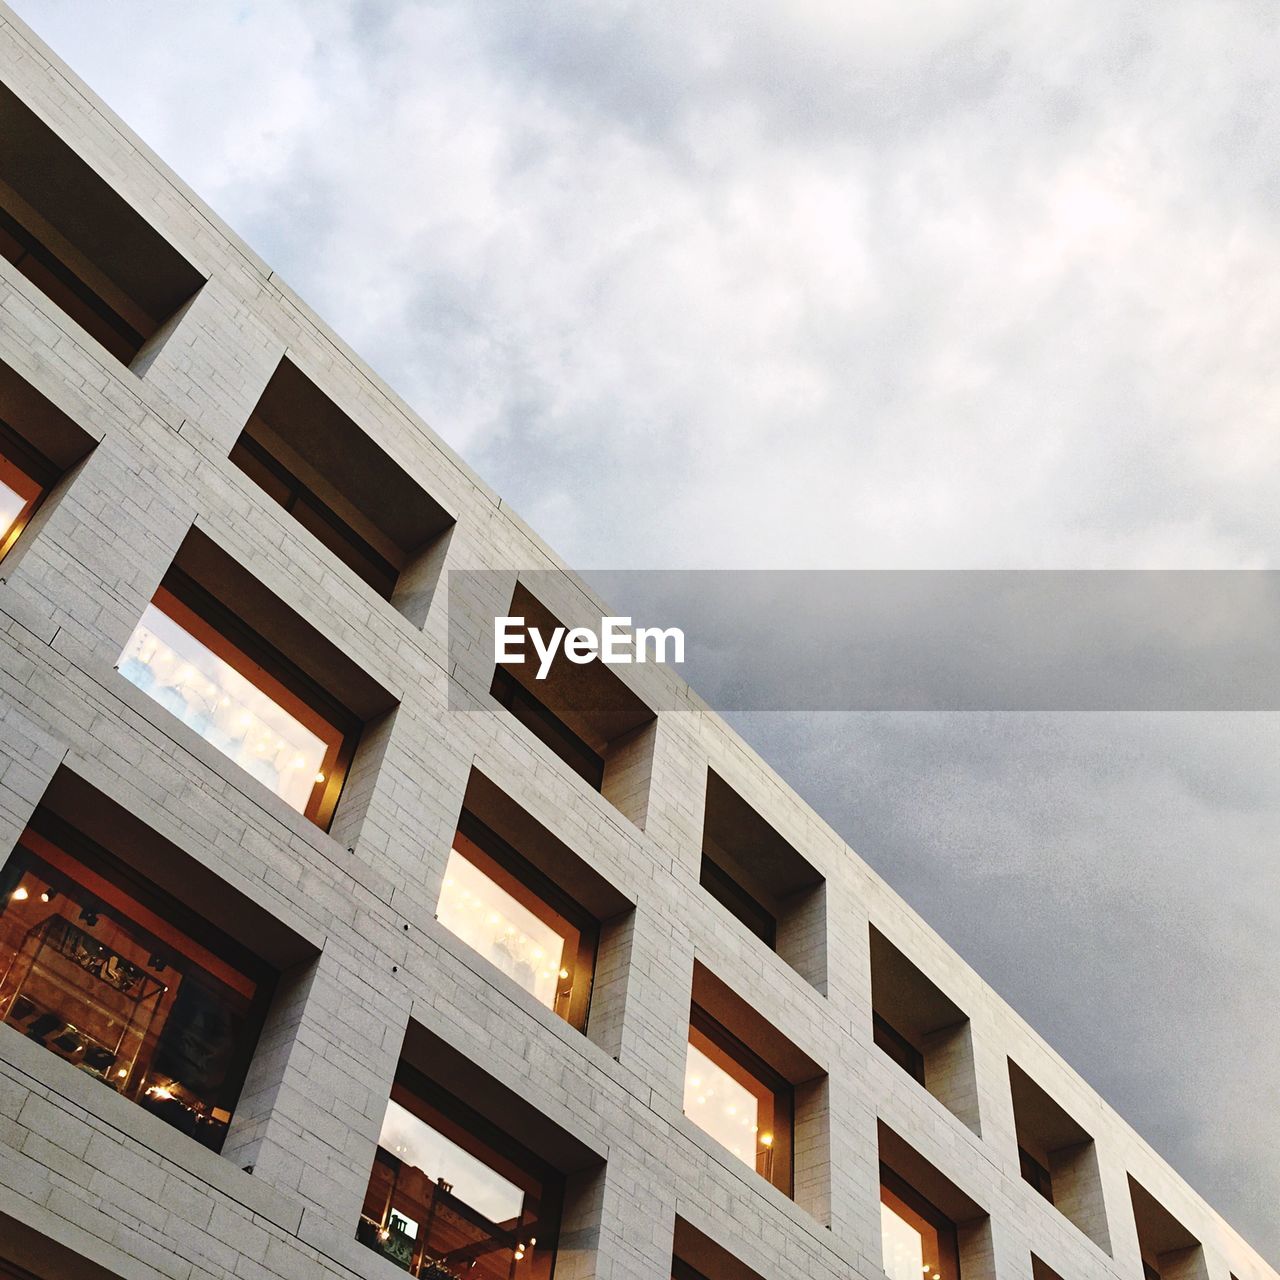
(116, 570, 360, 827)
(671, 1263, 713, 1280)
(0, 82, 204, 365)
(1018, 1146, 1054, 1204)
(230, 433, 399, 599)
(880, 1165, 960, 1280)
(0, 205, 144, 363)
(359, 1064, 562, 1280)
(0, 419, 56, 563)
(437, 814, 598, 1030)
(684, 1005, 794, 1195)
(490, 667, 605, 790)
(873, 1013, 926, 1087)
(0, 816, 272, 1152)
(699, 856, 776, 948)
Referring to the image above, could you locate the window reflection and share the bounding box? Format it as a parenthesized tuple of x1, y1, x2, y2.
(359, 1073, 560, 1280)
(116, 584, 350, 824)
(683, 1039, 761, 1166)
(0, 438, 48, 562)
(439, 846, 564, 1009)
(879, 1173, 959, 1280)
(682, 1010, 790, 1192)
(435, 824, 595, 1029)
(0, 821, 268, 1152)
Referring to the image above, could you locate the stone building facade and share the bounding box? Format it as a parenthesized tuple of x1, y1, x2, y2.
(0, 8, 1271, 1280)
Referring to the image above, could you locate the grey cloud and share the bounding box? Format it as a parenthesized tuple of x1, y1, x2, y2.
(10, 0, 1280, 1259)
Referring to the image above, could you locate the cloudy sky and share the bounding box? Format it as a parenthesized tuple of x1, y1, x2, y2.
(12, 0, 1278, 1260)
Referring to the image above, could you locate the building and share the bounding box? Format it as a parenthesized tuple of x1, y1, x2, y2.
(0, 8, 1272, 1280)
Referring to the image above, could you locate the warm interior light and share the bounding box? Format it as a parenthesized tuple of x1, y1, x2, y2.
(759, 1132, 774, 1147)
(10, 886, 27, 901)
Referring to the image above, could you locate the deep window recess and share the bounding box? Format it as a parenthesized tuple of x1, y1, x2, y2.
(1007, 1059, 1111, 1252)
(1128, 1175, 1208, 1280)
(696, 770, 825, 991)
(0, 419, 56, 563)
(488, 584, 656, 830)
(0, 204, 142, 363)
(880, 1166, 961, 1280)
(683, 1005, 794, 1194)
(0, 816, 271, 1152)
(873, 1013, 926, 1087)
(1018, 1145, 1054, 1203)
(490, 667, 605, 790)
(358, 1064, 563, 1280)
(230, 433, 399, 598)
(437, 815, 598, 1030)
(0, 82, 204, 365)
(869, 926, 979, 1134)
(671, 1263, 713, 1280)
(699, 855, 775, 948)
(229, 359, 455, 624)
(116, 571, 359, 826)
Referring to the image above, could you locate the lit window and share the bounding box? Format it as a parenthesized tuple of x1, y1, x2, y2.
(683, 1008, 792, 1193)
(436, 822, 596, 1029)
(0, 820, 270, 1151)
(359, 1068, 561, 1280)
(117, 578, 356, 826)
(0, 423, 53, 563)
(880, 1170, 959, 1280)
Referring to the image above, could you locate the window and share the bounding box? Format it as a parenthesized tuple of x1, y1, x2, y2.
(231, 433, 399, 598)
(0, 421, 54, 563)
(0, 83, 203, 365)
(489, 583, 656, 828)
(491, 667, 604, 790)
(1128, 1176, 1209, 1280)
(1018, 1146, 1054, 1204)
(869, 926, 980, 1134)
(697, 770, 826, 991)
(683, 1006, 793, 1193)
(1007, 1060, 1110, 1251)
(873, 1013, 925, 1087)
(670, 1218, 767, 1280)
(0, 201, 141, 364)
(0, 817, 270, 1152)
(436, 817, 597, 1029)
(699, 856, 775, 948)
(358, 1065, 562, 1280)
(880, 1167, 960, 1280)
(672, 1263, 712, 1280)
(228, 359, 455, 623)
(116, 571, 358, 826)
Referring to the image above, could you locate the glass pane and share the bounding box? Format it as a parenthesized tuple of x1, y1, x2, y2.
(0, 474, 27, 538)
(359, 1084, 554, 1280)
(380, 1098, 524, 1226)
(0, 834, 260, 1152)
(0, 450, 43, 561)
(117, 603, 327, 812)
(437, 844, 566, 1009)
(880, 1184, 949, 1280)
(683, 1039, 761, 1167)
